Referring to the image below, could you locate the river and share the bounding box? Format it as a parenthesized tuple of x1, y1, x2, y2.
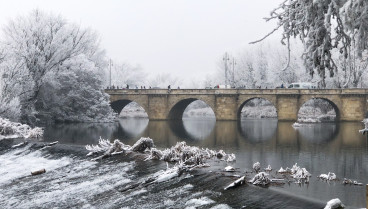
(0, 118, 367, 208)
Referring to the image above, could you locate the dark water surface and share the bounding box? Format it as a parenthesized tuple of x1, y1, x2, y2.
(2, 118, 367, 208)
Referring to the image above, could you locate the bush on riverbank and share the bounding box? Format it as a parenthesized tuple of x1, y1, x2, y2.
(0, 117, 43, 140)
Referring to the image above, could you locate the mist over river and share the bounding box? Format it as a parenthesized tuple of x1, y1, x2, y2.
(1, 118, 367, 208)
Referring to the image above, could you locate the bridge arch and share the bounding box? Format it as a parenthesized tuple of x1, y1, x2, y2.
(168, 97, 215, 120)
(110, 99, 149, 117)
(298, 96, 340, 121)
(237, 96, 278, 119)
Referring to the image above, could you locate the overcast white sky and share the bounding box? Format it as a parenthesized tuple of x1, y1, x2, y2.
(0, 0, 282, 84)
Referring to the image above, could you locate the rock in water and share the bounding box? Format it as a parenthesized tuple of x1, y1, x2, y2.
(324, 198, 344, 209)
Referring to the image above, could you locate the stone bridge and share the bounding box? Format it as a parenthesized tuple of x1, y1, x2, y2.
(106, 88, 368, 121)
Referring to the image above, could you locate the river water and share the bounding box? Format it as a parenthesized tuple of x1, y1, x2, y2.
(1, 118, 367, 208)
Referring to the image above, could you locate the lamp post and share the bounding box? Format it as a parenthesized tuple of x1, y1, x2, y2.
(230, 57, 236, 87)
(223, 52, 229, 85)
(109, 59, 113, 88)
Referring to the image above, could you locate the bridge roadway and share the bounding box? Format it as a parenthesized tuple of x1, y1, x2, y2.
(105, 88, 368, 121)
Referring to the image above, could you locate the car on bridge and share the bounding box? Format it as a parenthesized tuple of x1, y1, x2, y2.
(214, 84, 232, 89)
(288, 82, 317, 89)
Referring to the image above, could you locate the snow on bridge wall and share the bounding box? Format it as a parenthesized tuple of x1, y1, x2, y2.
(106, 88, 368, 121)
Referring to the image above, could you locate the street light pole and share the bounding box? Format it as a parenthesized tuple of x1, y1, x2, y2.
(109, 59, 112, 87)
(223, 53, 229, 85)
(231, 57, 236, 87)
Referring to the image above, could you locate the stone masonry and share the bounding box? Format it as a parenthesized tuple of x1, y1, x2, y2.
(106, 88, 368, 121)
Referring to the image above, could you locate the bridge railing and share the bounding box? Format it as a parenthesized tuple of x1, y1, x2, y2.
(105, 88, 368, 95)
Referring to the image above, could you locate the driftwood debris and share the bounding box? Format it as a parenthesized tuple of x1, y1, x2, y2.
(224, 176, 246, 190)
(31, 168, 46, 176)
(40, 141, 59, 149)
(12, 141, 29, 149)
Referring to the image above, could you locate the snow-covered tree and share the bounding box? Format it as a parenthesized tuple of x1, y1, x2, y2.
(0, 10, 114, 124)
(106, 62, 147, 88)
(148, 73, 182, 89)
(0, 51, 21, 121)
(254, 0, 368, 87)
(217, 42, 307, 89)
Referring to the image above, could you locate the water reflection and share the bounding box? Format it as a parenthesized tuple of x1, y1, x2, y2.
(43, 122, 118, 145)
(239, 119, 278, 143)
(297, 123, 338, 143)
(115, 118, 149, 138)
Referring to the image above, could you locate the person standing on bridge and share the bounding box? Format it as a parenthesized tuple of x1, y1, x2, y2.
(126, 84, 129, 89)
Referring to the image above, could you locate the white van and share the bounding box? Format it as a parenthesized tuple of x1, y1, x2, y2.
(214, 84, 232, 89)
(288, 82, 317, 89)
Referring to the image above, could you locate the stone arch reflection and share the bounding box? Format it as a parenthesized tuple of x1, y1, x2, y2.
(169, 119, 216, 141)
(296, 123, 339, 143)
(238, 119, 278, 143)
(113, 118, 149, 139)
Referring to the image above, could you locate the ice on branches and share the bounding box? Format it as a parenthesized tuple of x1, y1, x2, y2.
(318, 172, 337, 181)
(224, 176, 246, 190)
(290, 163, 311, 183)
(131, 137, 154, 152)
(86, 138, 236, 168)
(85, 138, 130, 157)
(253, 162, 261, 173)
(359, 118, 368, 135)
(0, 117, 43, 140)
(249, 172, 271, 186)
(146, 141, 236, 166)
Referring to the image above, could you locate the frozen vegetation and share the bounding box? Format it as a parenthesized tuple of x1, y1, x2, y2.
(359, 118, 368, 135)
(0, 117, 43, 140)
(120, 102, 148, 118)
(0, 10, 114, 124)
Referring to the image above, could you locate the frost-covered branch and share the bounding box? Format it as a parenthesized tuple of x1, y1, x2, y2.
(0, 117, 43, 140)
(86, 138, 236, 167)
(253, 0, 368, 87)
(359, 118, 368, 135)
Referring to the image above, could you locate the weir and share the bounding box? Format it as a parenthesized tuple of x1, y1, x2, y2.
(106, 88, 368, 121)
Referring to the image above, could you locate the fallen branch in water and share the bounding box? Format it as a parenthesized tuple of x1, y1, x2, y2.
(39, 141, 59, 150)
(86, 138, 236, 169)
(31, 168, 46, 176)
(12, 141, 29, 149)
(224, 176, 246, 190)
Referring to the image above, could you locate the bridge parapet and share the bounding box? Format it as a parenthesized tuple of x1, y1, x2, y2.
(106, 88, 368, 95)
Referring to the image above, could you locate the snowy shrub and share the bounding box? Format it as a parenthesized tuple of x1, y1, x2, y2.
(0, 117, 43, 139)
